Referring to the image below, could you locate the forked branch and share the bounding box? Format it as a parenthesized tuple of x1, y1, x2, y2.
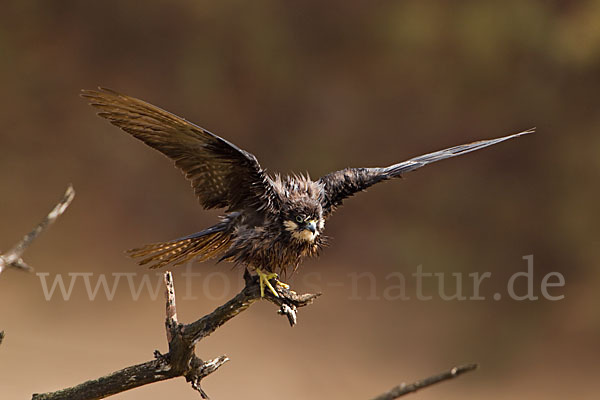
(32, 271, 320, 400)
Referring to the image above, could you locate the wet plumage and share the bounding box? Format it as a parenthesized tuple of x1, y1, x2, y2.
(82, 88, 533, 278)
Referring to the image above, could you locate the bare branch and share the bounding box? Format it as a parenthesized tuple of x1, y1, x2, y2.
(32, 271, 320, 400)
(0, 185, 75, 274)
(371, 363, 478, 400)
(31, 359, 176, 400)
(27, 262, 472, 399)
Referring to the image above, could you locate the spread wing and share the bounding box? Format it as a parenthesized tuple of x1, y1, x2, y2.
(318, 128, 534, 216)
(82, 88, 278, 213)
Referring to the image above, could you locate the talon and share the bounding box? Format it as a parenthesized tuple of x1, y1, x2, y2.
(277, 281, 290, 289)
(256, 268, 279, 297)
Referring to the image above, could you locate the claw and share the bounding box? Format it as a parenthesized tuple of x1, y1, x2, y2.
(256, 268, 279, 297)
(277, 281, 290, 289)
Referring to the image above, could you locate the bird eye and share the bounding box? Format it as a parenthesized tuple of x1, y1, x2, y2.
(296, 215, 304, 223)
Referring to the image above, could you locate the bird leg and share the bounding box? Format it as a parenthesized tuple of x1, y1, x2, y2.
(256, 268, 279, 298)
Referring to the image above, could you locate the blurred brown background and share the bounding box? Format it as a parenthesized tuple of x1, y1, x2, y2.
(1, 1, 599, 399)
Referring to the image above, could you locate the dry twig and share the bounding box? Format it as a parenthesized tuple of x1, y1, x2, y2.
(0, 185, 75, 275)
(371, 363, 479, 400)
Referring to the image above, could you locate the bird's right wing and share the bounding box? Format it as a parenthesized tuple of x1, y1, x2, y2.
(82, 88, 279, 214)
(318, 129, 534, 216)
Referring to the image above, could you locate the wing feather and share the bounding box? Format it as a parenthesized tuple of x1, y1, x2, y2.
(82, 88, 278, 213)
(319, 128, 534, 215)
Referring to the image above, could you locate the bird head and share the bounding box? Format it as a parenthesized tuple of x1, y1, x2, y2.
(282, 199, 324, 243)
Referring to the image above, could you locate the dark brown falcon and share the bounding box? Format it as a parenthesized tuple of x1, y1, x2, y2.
(82, 88, 533, 296)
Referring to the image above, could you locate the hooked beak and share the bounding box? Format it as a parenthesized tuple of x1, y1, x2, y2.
(305, 220, 317, 234)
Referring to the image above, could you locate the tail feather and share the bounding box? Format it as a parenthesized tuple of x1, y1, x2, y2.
(128, 227, 232, 269)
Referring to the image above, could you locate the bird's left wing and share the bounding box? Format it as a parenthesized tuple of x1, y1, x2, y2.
(318, 129, 534, 216)
(82, 88, 279, 214)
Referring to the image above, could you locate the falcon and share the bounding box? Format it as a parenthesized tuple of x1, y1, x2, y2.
(82, 88, 533, 297)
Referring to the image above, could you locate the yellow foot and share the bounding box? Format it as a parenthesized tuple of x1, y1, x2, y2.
(256, 268, 279, 298)
(277, 281, 290, 289)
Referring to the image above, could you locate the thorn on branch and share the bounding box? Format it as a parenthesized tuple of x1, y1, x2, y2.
(153, 350, 171, 372)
